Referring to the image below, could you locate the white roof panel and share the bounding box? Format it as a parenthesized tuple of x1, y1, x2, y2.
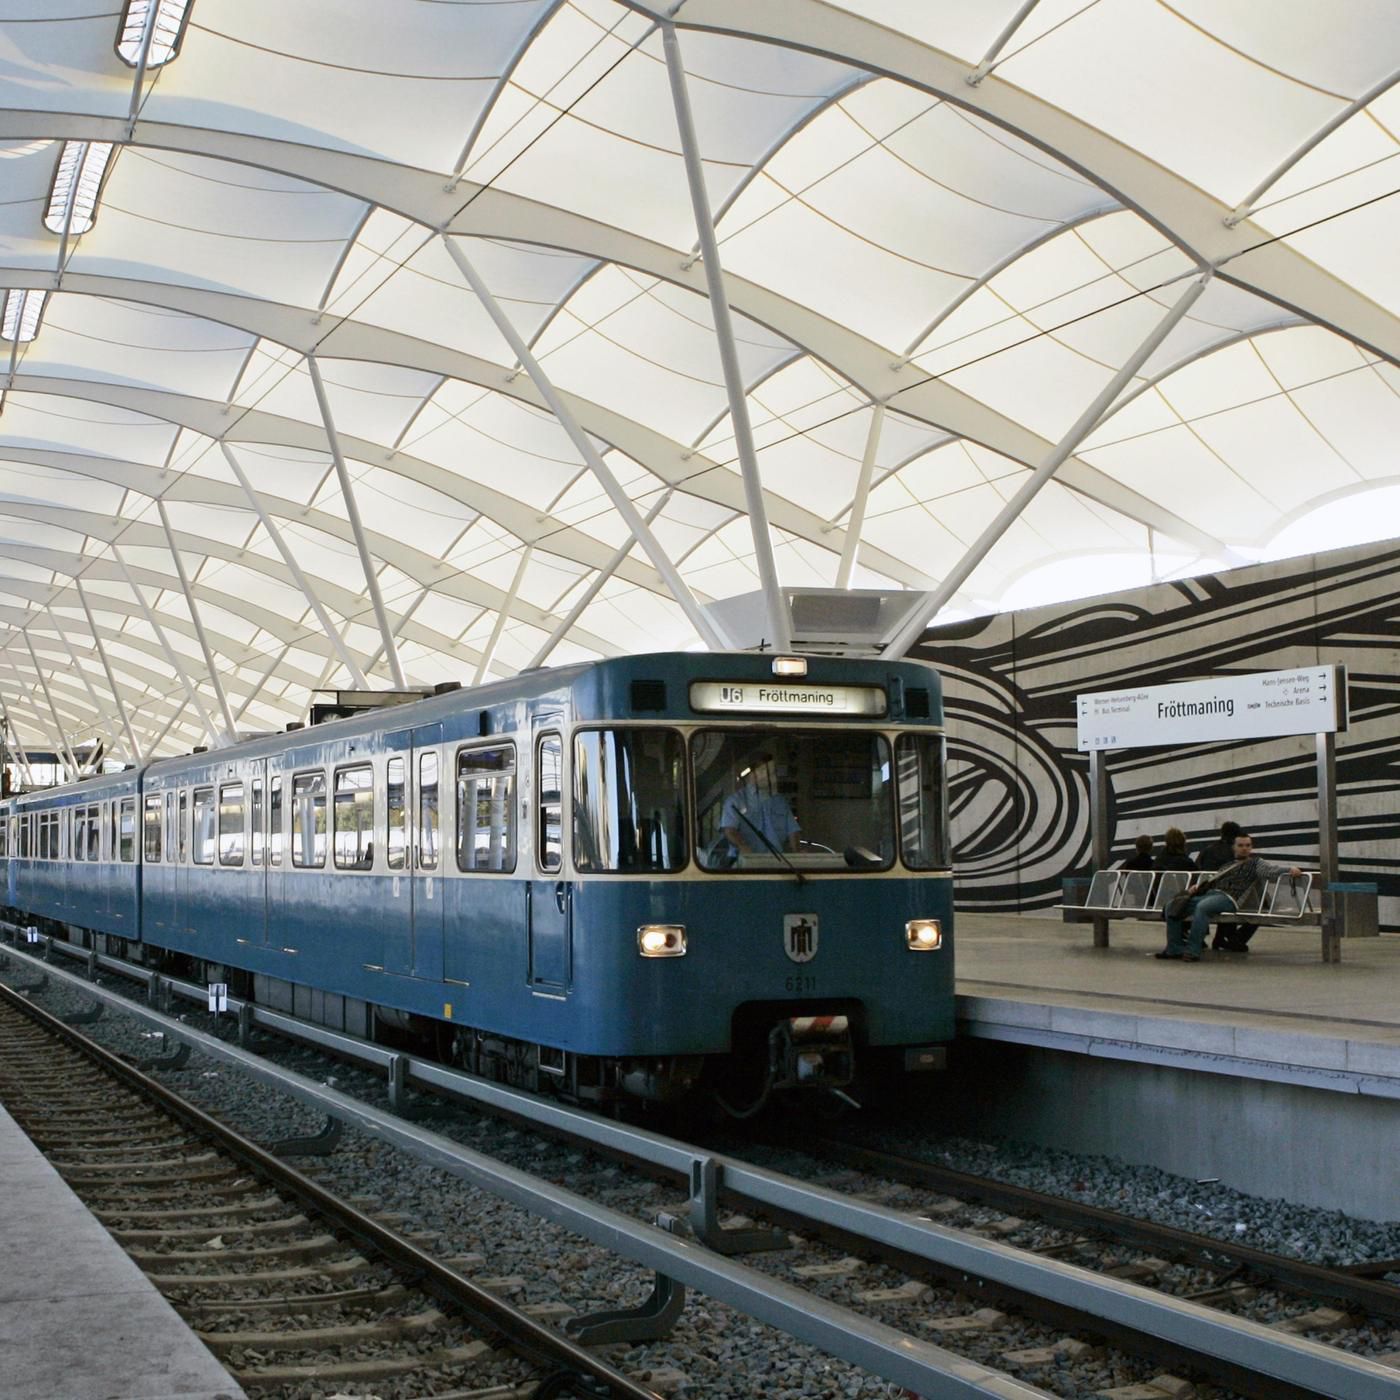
(1, 1, 1398, 754)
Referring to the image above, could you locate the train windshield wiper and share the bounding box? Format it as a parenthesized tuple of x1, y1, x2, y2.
(736, 808, 805, 885)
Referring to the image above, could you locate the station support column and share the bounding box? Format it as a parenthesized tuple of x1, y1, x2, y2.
(1316, 730, 1340, 963)
(1089, 749, 1111, 949)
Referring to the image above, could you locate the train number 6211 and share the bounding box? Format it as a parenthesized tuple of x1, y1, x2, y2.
(784, 975, 817, 993)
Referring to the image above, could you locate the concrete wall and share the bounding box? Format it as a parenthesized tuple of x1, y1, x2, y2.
(943, 1041, 1399, 1222)
(913, 538, 1400, 929)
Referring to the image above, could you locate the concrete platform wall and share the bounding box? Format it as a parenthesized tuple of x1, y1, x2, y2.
(944, 1041, 1399, 1223)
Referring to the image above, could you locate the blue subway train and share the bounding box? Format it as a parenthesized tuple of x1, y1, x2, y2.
(1, 652, 953, 1107)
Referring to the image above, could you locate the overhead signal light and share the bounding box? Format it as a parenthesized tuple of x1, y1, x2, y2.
(117, 0, 192, 68)
(2, 289, 47, 343)
(44, 141, 114, 236)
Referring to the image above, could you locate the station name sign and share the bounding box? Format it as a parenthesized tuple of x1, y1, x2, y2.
(1077, 665, 1347, 751)
(690, 680, 887, 717)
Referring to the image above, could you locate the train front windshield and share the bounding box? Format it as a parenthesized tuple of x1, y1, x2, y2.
(692, 729, 894, 872)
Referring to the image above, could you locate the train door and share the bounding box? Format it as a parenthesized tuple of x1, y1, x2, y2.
(413, 727, 445, 982)
(382, 726, 444, 981)
(264, 765, 284, 947)
(248, 760, 269, 947)
(174, 788, 189, 935)
(527, 724, 571, 991)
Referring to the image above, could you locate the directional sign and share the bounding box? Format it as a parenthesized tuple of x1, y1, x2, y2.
(1077, 666, 1347, 751)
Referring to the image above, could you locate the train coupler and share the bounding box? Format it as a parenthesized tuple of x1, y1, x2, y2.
(768, 1013, 854, 1091)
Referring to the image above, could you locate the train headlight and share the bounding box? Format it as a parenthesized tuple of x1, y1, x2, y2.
(638, 924, 687, 957)
(905, 919, 942, 951)
(772, 655, 808, 677)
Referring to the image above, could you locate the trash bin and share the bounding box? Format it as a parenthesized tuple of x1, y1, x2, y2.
(1062, 876, 1092, 924)
(1328, 882, 1380, 937)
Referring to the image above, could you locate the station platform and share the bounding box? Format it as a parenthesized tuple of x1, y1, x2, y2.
(0, 1102, 244, 1400)
(949, 913, 1400, 1220)
(954, 912, 1400, 1099)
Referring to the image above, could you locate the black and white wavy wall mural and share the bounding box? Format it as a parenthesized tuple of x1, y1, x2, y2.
(912, 539, 1400, 929)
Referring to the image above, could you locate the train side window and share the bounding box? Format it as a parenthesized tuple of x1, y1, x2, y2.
(164, 792, 174, 857)
(143, 793, 162, 863)
(107, 801, 116, 861)
(896, 733, 948, 870)
(85, 806, 98, 861)
(192, 788, 215, 865)
(218, 782, 245, 866)
(417, 752, 438, 872)
(456, 744, 515, 873)
(250, 778, 264, 866)
(536, 734, 563, 873)
(292, 771, 327, 868)
(119, 798, 136, 863)
(333, 765, 374, 871)
(72, 809, 83, 862)
(386, 757, 406, 871)
(178, 791, 189, 863)
(269, 776, 283, 866)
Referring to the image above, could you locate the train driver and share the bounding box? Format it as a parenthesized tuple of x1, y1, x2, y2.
(721, 749, 800, 858)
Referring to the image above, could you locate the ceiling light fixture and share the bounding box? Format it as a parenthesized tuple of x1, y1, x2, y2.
(116, 0, 192, 69)
(1, 289, 47, 343)
(43, 141, 113, 236)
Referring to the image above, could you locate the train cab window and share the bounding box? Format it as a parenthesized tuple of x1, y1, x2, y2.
(192, 788, 215, 865)
(119, 798, 136, 863)
(691, 729, 895, 873)
(573, 729, 685, 873)
(536, 734, 562, 873)
(896, 733, 948, 870)
(250, 778, 264, 866)
(333, 765, 374, 871)
(143, 794, 162, 863)
(417, 752, 439, 872)
(292, 771, 327, 868)
(456, 744, 515, 873)
(218, 782, 245, 866)
(178, 790, 190, 864)
(268, 776, 283, 866)
(386, 757, 406, 871)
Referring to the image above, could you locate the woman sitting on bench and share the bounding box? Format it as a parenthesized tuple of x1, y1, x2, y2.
(1158, 832, 1303, 961)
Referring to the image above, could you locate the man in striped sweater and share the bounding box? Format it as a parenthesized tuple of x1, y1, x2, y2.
(1157, 832, 1303, 961)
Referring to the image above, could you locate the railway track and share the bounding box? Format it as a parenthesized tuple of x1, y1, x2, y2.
(788, 1133, 1400, 1323)
(0, 981, 661, 1400)
(5, 930, 1400, 1399)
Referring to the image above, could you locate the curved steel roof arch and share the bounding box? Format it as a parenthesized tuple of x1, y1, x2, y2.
(0, 113, 1231, 553)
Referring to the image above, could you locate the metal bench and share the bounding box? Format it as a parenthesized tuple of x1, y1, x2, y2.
(1060, 870, 1319, 926)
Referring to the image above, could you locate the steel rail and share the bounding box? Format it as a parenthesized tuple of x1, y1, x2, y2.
(801, 1136, 1400, 1323)
(0, 977, 663, 1400)
(5, 929, 1399, 1398)
(0, 933, 1049, 1400)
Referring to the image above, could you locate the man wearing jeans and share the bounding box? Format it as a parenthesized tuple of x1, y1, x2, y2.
(1158, 833, 1302, 961)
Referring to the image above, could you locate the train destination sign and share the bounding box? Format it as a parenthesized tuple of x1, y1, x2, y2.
(1076, 665, 1346, 751)
(689, 680, 887, 716)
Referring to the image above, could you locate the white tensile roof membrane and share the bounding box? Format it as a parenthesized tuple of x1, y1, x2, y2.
(1, 0, 1398, 759)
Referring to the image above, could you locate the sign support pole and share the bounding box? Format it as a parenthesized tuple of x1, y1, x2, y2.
(1089, 749, 1111, 949)
(1316, 730, 1340, 964)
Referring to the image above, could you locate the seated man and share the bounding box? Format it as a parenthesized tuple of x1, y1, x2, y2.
(1158, 832, 1302, 961)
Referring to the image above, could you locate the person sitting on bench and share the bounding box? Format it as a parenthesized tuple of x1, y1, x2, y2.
(1194, 819, 1256, 950)
(1158, 832, 1303, 961)
(1119, 834, 1155, 870)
